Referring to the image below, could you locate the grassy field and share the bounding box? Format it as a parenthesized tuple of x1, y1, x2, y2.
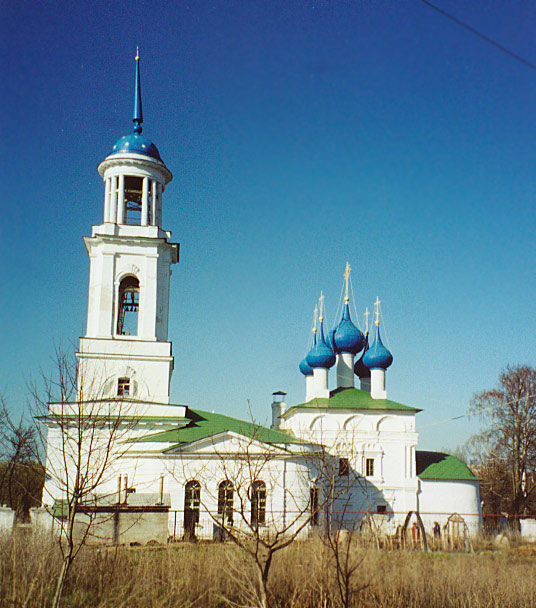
(1, 534, 536, 607)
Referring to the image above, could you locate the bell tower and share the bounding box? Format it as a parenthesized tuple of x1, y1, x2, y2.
(77, 50, 179, 404)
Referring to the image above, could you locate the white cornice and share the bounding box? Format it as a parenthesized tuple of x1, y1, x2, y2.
(97, 154, 172, 184)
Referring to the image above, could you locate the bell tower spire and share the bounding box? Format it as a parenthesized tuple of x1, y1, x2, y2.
(133, 47, 143, 134)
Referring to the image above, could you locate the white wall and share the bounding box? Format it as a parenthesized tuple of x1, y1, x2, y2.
(76, 339, 174, 403)
(284, 408, 419, 517)
(418, 479, 482, 535)
(520, 519, 536, 542)
(0, 508, 14, 533)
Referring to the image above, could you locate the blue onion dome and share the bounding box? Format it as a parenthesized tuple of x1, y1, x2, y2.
(362, 325, 393, 370)
(299, 357, 313, 376)
(334, 303, 365, 355)
(326, 327, 337, 353)
(306, 321, 336, 369)
(300, 332, 316, 376)
(354, 333, 371, 378)
(109, 133, 162, 161)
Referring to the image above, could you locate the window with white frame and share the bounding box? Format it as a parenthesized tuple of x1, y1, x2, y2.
(250, 480, 266, 528)
(117, 377, 130, 397)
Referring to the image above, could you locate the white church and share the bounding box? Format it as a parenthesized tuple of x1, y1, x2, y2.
(42, 54, 481, 543)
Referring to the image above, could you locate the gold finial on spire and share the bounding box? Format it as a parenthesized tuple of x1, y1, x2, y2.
(135, 46, 140, 61)
(313, 304, 318, 334)
(343, 261, 351, 304)
(364, 307, 370, 335)
(374, 296, 381, 326)
(318, 291, 325, 322)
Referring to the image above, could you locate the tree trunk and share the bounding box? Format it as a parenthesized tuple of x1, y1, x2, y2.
(256, 565, 268, 608)
(52, 557, 71, 608)
(51, 505, 77, 608)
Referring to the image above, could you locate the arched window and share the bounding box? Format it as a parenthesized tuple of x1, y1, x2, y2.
(218, 480, 234, 526)
(184, 480, 201, 541)
(250, 480, 266, 528)
(117, 276, 139, 336)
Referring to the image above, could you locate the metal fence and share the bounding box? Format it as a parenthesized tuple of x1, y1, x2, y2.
(166, 508, 485, 543)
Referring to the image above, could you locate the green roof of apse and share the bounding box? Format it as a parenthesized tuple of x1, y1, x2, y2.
(283, 387, 420, 415)
(134, 408, 307, 449)
(53, 499, 67, 518)
(416, 451, 479, 481)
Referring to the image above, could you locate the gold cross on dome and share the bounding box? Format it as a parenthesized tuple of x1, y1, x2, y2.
(344, 261, 351, 303)
(318, 291, 325, 322)
(374, 296, 381, 326)
(364, 307, 370, 335)
(313, 304, 318, 333)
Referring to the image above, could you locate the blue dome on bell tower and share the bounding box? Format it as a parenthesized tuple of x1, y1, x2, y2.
(107, 49, 163, 163)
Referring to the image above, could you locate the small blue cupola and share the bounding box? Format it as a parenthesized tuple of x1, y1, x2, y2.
(306, 294, 335, 369)
(333, 302, 365, 355)
(326, 327, 336, 352)
(299, 357, 314, 376)
(306, 319, 336, 369)
(108, 49, 163, 162)
(362, 323, 393, 370)
(300, 331, 315, 376)
(354, 332, 371, 378)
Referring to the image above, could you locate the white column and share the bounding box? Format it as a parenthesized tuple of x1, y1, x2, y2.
(109, 175, 118, 223)
(370, 368, 387, 399)
(104, 178, 111, 222)
(312, 368, 329, 399)
(336, 352, 354, 389)
(151, 180, 157, 226)
(141, 177, 149, 226)
(117, 174, 125, 224)
(305, 375, 314, 402)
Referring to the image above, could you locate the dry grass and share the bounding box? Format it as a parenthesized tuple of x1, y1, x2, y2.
(1, 533, 536, 607)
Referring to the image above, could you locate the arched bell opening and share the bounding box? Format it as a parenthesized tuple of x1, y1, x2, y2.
(117, 276, 140, 336)
(124, 176, 153, 225)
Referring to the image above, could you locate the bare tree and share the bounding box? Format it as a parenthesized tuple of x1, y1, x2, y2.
(167, 426, 332, 608)
(310, 434, 375, 608)
(0, 396, 43, 518)
(168, 418, 375, 608)
(469, 365, 536, 517)
(31, 347, 138, 608)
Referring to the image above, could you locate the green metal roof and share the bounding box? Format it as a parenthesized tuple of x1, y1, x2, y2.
(133, 408, 308, 449)
(53, 499, 68, 518)
(416, 451, 479, 481)
(283, 387, 420, 416)
(38, 415, 189, 424)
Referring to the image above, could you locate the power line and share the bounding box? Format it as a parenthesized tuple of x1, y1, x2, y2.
(417, 393, 536, 430)
(419, 0, 536, 71)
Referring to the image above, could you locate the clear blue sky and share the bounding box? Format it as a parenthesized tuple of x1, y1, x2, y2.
(1, 1, 535, 450)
